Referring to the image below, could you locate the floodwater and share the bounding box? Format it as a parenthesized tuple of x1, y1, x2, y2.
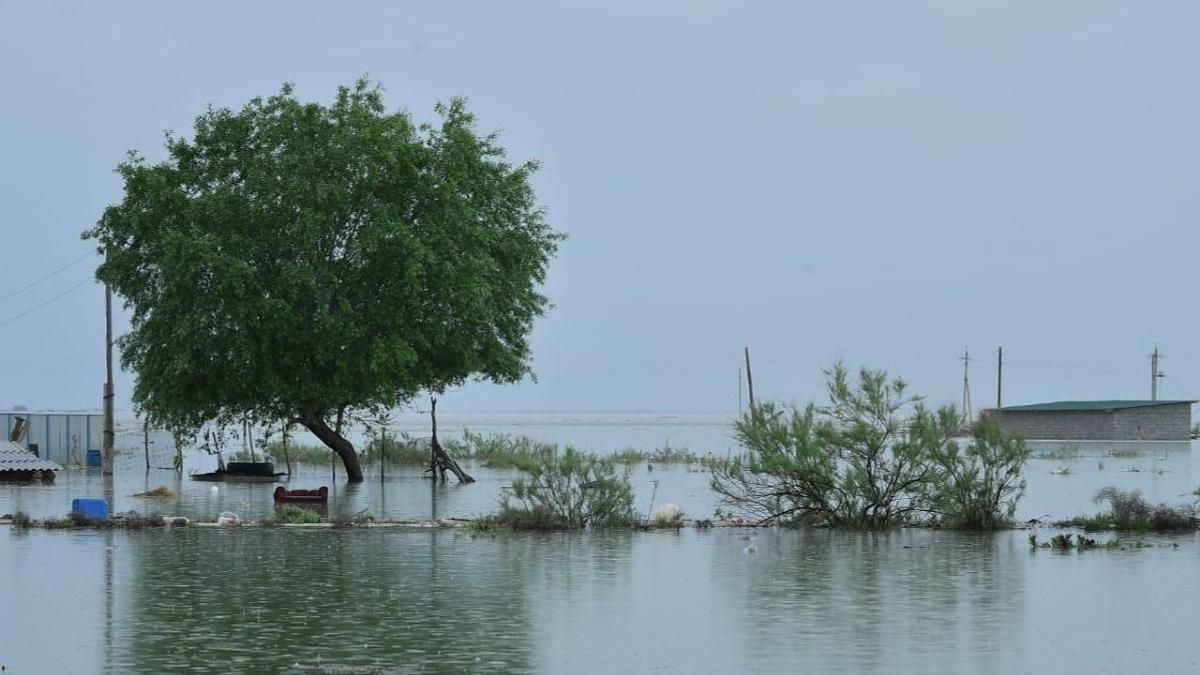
(3, 414, 1200, 673)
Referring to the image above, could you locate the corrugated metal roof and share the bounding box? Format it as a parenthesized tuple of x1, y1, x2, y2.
(0, 440, 61, 472)
(1000, 400, 1196, 413)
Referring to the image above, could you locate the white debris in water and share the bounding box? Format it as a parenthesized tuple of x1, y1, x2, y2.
(652, 503, 682, 524)
(217, 511, 241, 526)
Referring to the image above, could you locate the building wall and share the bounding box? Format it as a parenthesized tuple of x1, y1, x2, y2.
(1111, 405, 1192, 441)
(992, 404, 1192, 441)
(0, 412, 101, 465)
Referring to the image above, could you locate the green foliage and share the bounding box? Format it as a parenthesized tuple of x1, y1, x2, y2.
(711, 363, 1029, 530)
(448, 430, 558, 471)
(84, 79, 561, 481)
(500, 448, 637, 529)
(929, 418, 1031, 530)
(712, 364, 965, 529)
(1049, 533, 1074, 551)
(280, 505, 322, 524)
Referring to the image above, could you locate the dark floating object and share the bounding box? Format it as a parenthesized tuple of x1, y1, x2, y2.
(191, 462, 285, 483)
(273, 486, 329, 504)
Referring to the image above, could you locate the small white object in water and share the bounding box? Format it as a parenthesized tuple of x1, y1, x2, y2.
(1050, 467, 1070, 475)
(743, 534, 758, 555)
(210, 485, 219, 495)
(651, 503, 681, 524)
(217, 511, 241, 526)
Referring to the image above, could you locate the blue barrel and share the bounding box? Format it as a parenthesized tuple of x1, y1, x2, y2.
(71, 498, 108, 520)
(86, 450, 101, 467)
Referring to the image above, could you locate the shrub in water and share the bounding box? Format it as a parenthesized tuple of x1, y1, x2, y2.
(929, 418, 1031, 530)
(500, 448, 636, 529)
(711, 364, 978, 529)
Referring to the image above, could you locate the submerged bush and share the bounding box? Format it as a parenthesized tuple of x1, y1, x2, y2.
(930, 418, 1031, 530)
(1070, 487, 1197, 532)
(499, 448, 636, 530)
(711, 363, 1029, 530)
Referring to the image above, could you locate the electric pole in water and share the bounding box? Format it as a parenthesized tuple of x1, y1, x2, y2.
(996, 346, 1003, 409)
(960, 347, 973, 425)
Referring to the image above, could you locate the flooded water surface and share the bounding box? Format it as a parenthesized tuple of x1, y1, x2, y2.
(3, 414, 1200, 673)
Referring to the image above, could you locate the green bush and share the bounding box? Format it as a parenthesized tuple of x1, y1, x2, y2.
(930, 418, 1031, 530)
(711, 363, 1029, 530)
(499, 448, 637, 529)
(279, 505, 322, 524)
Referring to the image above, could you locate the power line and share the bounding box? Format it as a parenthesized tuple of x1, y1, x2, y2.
(0, 277, 93, 329)
(0, 251, 93, 301)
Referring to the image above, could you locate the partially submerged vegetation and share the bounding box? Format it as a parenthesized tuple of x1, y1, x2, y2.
(231, 430, 711, 470)
(131, 485, 176, 498)
(710, 363, 1030, 530)
(7, 510, 186, 530)
(496, 448, 638, 530)
(1029, 532, 1174, 552)
(278, 505, 322, 524)
(1065, 487, 1198, 532)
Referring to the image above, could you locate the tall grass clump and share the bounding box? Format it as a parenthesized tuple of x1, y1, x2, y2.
(711, 363, 1030, 530)
(499, 448, 637, 530)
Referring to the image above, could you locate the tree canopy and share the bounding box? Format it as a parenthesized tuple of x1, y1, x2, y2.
(85, 79, 561, 481)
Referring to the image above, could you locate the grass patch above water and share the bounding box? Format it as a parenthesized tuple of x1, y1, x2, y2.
(1035, 447, 1081, 460)
(231, 430, 716, 470)
(278, 505, 322, 524)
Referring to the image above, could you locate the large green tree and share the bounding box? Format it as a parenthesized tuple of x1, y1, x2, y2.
(86, 80, 561, 481)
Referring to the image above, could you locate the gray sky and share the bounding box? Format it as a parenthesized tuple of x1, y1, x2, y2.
(1, 1, 1198, 414)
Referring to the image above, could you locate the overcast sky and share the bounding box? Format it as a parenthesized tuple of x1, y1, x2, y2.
(1, 1, 1198, 414)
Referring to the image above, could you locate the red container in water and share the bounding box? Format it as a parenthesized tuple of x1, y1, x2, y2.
(273, 486, 328, 504)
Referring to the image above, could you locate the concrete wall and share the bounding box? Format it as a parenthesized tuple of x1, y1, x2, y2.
(991, 404, 1192, 441)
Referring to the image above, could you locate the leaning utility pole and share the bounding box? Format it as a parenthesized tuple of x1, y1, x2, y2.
(743, 347, 756, 412)
(996, 346, 1003, 409)
(960, 347, 973, 425)
(102, 272, 115, 476)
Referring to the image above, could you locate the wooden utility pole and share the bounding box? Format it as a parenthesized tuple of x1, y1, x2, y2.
(743, 347, 755, 412)
(996, 347, 1003, 409)
(143, 418, 150, 470)
(102, 276, 114, 476)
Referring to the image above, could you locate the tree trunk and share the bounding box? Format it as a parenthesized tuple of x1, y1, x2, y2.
(301, 412, 364, 483)
(426, 397, 474, 484)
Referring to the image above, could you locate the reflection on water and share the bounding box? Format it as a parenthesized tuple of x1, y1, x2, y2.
(4, 422, 1200, 673)
(4, 527, 1200, 674)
